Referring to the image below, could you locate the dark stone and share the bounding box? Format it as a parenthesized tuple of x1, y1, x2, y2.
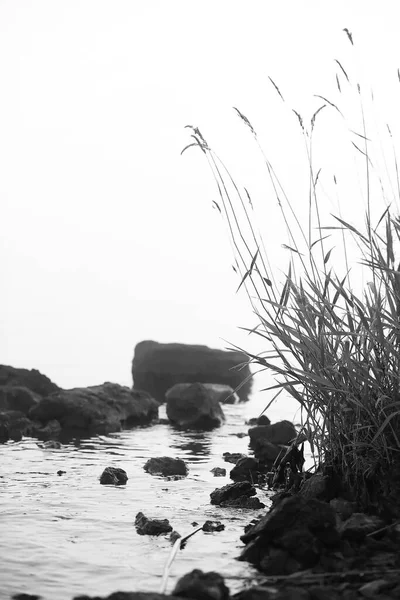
(223, 452, 246, 464)
(100, 467, 128, 485)
(329, 498, 357, 521)
(249, 421, 297, 446)
(0, 410, 35, 442)
(210, 481, 256, 505)
(166, 382, 225, 430)
(211, 467, 226, 477)
(276, 527, 320, 566)
(132, 340, 252, 402)
(33, 419, 62, 441)
(339, 513, 385, 541)
(221, 496, 265, 509)
(299, 473, 329, 500)
(242, 495, 336, 544)
(166, 382, 238, 404)
(202, 520, 225, 532)
(135, 512, 172, 536)
(230, 457, 260, 482)
(232, 586, 276, 600)
(246, 415, 271, 426)
(74, 594, 185, 600)
(251, 440, 284, 464)
(0, 364, 59, 397)
(12, 595, 42, 600)
(173, 569, 230, 600)
(144, 457, 188, 477)
(0, 385, 41, 414)
(57, 470, 66, 476)
(29, 383, 159, 435)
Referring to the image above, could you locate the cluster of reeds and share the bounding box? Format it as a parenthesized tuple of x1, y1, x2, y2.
(184, 31, 400, 513)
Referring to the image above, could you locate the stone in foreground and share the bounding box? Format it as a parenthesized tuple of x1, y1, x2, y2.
(173, 569, 230, 600)
(210, 481, 257, 505)
(132, 340, 252, 402)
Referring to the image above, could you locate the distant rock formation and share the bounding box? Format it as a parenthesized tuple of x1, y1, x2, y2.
(132, 340, 252, 402)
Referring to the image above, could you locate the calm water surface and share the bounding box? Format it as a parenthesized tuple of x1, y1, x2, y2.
(1, 395, 302, 600)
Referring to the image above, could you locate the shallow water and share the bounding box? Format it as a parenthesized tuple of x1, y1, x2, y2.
(1, 395, 303, 600)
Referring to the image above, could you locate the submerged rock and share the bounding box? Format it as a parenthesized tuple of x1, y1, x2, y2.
(100, 467, 128, 485)
(29, 383, 159, 436)
(173, 569, 230, 600)
(132, 340, 252, 402)
(135, 512, 172, 536)
(166, 382, 225, 430)
(144, 457, 188, 477)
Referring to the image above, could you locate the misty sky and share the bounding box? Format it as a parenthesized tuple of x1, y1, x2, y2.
(1, 1, 399, 390)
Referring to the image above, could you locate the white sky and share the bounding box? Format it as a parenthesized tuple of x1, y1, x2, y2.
(1, 1, 399, 389)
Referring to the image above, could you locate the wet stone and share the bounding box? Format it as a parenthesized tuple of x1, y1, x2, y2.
(210, 481, 256, 505)
(223, 452, 246, 464)
(173, 569, 230, 600)
(99, 467, 128, 485)
(135, 511, 172, 536)
(211, 467, 226, 477)
(143, 456, 188, 477)
(202, 520, 225, 532)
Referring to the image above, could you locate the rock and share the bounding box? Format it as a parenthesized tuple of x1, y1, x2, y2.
(246, 415, 271, 426)
(221, 496, 265, 509)
(169, 531, 182, 544)
(29, 383, 158, 436)
(33, 419, 62, 441)
(57, 470, 66, 476)
(230, 457, 260, 482)
(0, 364, 59, 397)
(329, 497, 357, 521)
(223, 452, 246, 464)
(37, 440, 61, 449)
(132, 340, 252, 402)
(339, 513, 386, 541)
(203, 520, 225, 532)
(299, 473, 328, 500)
(74, 593, 185, 600)
(0, 385, 41, 414)
(242, 495, 336, 544)
(210, 481, 256, 505)
(0, 410, 35, 442)
(358, 580, 392, 598)
(144, 457, 188, 477)
(100, 467, 128, 485)
(211, 467, 226, 477)
(233, 586, 279, 600)
(135, 512, 172, 536)
(173, 569, 230, 600)
(12, 595, 42, 600)
(166, 382, 225, 430)
(251, 440, 284, 464)
(166, 382, 238, 405)
(249, 421, 297, 446)
(240, 495, 338, 572)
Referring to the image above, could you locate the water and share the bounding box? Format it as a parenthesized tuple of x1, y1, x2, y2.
(0, 395, 301, 600)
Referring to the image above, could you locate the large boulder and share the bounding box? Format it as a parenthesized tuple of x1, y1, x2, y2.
(0, 386, 41, 414)
(166, 382, 225, 430)
(132, 340, 252, 402)
(0, 364, 59, 397)
(29, 383, 159, 436)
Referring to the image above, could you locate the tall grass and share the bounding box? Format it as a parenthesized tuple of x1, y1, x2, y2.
(184, 35, 400, 514)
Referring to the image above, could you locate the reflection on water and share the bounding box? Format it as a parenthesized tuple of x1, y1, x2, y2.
(1, 396, 302, 600)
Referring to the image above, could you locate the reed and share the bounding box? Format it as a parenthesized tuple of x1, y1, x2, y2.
(184, 31, 400, 514)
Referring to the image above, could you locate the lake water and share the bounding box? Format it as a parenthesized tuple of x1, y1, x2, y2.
(1, 391, 303, 600)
